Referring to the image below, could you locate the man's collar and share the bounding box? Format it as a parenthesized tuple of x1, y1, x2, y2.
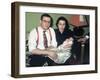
(39, 26, 50, 32)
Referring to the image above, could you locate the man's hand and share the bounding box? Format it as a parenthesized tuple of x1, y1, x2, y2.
(47, 51, 58, 61)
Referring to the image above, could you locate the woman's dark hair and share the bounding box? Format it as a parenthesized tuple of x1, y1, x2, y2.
(41, 13, 53, 27)
(56, 16, 70, 30)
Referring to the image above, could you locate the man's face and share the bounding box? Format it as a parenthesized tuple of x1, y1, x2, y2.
(40, 16, 51, 30)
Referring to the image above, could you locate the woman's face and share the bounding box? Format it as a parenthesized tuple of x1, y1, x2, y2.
(58, 20, 66, 33)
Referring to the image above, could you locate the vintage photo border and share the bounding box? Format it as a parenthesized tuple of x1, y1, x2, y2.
(11, 2, 98, 78)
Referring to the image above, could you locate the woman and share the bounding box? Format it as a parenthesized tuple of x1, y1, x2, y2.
(55, 17, 73, 47)
(54, 16, 76, 65)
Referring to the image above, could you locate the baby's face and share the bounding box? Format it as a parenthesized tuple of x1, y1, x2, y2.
(65, 37, 73, 42)
(68, 37, 73, 41)
(63, 37, 73, 46)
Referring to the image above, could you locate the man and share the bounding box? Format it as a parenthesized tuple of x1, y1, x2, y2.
(28, 13, 57, 66)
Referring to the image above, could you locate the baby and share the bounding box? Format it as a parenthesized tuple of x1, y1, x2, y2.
(48, 37, 73, 64)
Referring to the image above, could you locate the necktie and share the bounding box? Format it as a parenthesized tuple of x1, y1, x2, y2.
(43, 31, 48, 48)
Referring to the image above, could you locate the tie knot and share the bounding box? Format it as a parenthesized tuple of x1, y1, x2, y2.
(43, 31, 46, 33)
(43, 31, 46, 35)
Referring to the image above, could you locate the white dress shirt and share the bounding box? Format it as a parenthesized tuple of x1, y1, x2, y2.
(28, 26, 57, 52)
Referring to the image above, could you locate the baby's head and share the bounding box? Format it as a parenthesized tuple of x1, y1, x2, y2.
(63, 37, 73, 47)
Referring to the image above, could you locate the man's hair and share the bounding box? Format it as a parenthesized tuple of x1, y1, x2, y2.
(56, 16, 70, 30)
(41, 13, 51, 20)
(40, 13, 53, 27)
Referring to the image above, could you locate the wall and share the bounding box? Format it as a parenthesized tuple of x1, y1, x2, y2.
(0, 0, 100, 80)
(26, 12, 89, 39)
(26, 12, 71, 33)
